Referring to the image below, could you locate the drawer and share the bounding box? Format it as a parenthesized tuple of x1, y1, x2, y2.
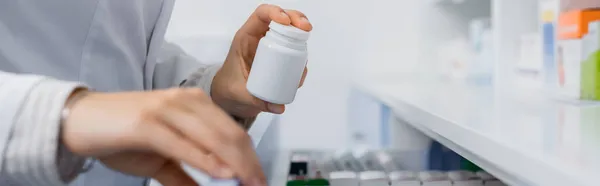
(280, 149, 509, 186)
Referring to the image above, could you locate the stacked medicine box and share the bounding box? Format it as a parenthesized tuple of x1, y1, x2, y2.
(556, 9, 600, 100)
(581, 19, 600, 99)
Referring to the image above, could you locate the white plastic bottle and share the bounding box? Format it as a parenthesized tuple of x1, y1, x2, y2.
(246, 21, 310, 104)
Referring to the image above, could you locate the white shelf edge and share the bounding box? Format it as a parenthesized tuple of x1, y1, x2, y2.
(268, 151, 291, 186)
(356, 82, 596, 186)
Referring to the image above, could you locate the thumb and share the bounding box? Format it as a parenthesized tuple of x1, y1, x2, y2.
(247, 93, 285, 114)
(237, 85, 286, 114)
(153, 161, 198, 186)
(253, 97, 285, 114)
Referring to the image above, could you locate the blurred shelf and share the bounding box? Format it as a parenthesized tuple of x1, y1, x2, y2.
(357, 80, 600, 186)
(268, 151, 291, 185)
(430, 0, 462, 5)
(429, 0, 482, 6)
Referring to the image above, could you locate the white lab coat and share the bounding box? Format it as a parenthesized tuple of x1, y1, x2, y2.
(0, 0, 220, 185)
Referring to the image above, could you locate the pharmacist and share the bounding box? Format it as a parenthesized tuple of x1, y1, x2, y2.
(0, 2, 311, 186)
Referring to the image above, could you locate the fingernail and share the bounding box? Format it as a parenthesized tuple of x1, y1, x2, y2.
(267, 104, 284, 114)
(280, 11, 289, 18)
(300, 17, 309, 22)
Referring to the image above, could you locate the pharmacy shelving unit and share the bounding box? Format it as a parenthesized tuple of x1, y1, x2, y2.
(352, 0, 600, 185)
(415, 0, 540, 90)
(356, 80, 600, 186)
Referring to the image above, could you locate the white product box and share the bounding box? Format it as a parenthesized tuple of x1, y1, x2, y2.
(359, 171, 390, 186)
(447, 171, 483, 186)
(516, 33, 544, 95)
(475, 171, 507, 186)
(329, 171, 359, 186)
(419, 171, 452, 186)
(390, 171, 421, 186)
(557, 39, 583, 99)
(392, 180, 422, 186)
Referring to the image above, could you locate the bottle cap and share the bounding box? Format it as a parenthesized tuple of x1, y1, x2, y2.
(269, 21, 310, 41)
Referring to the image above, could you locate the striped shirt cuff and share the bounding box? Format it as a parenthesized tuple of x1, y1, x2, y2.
(4, 78, 86, 186)
(179, 64, 221, 96)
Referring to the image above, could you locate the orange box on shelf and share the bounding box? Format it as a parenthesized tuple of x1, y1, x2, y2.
(558, 10, 600, 39)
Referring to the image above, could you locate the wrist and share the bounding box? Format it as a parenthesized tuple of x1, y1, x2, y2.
(209, 72, 232, 110)
(60, 88, 92, 156)
(211, 82, 258, 128)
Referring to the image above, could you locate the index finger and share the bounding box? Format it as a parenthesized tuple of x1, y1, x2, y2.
(239, 4, 291, 37)
(284, 10, 313, 31)
(193, 103, 267, 185)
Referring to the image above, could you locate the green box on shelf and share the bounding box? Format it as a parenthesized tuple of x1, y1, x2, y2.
(581, 21, 600, 100)
(461, 159, 483, 172)
(286, 180, 306, 186)
(306, 178, 330, 186)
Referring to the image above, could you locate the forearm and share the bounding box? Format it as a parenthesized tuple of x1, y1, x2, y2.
(0, 72, 87, 185)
